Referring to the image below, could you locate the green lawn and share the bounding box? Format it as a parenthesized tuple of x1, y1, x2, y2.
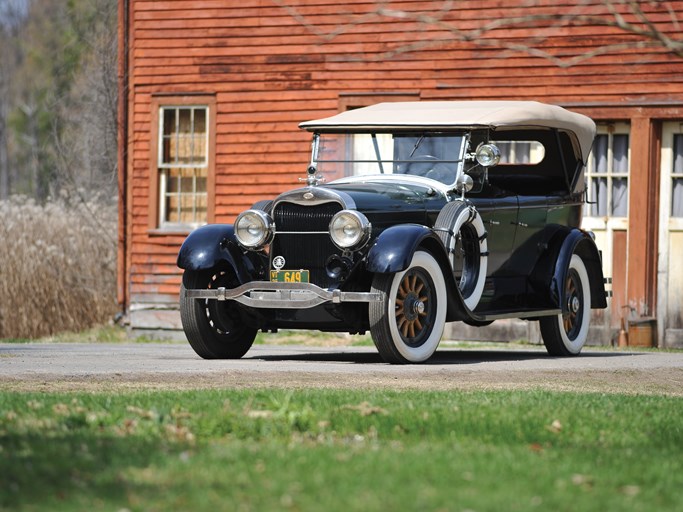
(1, 389, 681, 511)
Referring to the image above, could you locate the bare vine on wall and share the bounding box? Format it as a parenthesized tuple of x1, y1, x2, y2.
(273, 0, 683, 66)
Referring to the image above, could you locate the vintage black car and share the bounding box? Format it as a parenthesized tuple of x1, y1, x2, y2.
(177, 101, 607, 363)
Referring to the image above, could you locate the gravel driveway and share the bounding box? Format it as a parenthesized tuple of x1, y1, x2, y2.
(2, 342, 682, 395)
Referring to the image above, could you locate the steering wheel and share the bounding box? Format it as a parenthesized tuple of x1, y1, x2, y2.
(405, 155, 439, 177)
(425, 163, 455, 184)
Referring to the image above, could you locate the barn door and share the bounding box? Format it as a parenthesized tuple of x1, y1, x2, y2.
(657, 123, 683, 347)
(582, 123, 630, 339)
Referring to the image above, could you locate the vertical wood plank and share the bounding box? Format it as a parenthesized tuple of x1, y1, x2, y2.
(628, 117, 659, 317)
(611, 230, 628, 329)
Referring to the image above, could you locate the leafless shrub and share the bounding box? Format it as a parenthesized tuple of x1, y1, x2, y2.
(0, 194, 117, 339)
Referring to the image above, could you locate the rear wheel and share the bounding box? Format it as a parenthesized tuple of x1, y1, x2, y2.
(180, 270, 257, 359)
(539, 254, 591, 356)
(370, 251, 447, 364)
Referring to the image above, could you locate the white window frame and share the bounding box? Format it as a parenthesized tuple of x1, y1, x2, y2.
(583, 122, 630, 232)
(657, 122, 683, 345)
(157, 105, 210, 229)
(669, 130, 683, 219)
(581, 122, 630, 297)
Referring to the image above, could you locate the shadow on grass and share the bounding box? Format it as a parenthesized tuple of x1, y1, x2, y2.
(0, 432, 166, 510)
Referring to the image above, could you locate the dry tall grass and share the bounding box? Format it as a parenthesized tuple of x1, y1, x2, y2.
(0, 196, 118, 339)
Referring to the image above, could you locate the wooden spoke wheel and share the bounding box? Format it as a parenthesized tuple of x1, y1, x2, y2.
(370, 251, 447, 364)
(540, 254, 591, 356)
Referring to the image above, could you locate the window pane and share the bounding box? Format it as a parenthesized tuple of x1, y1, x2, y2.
(673, 135, 683, 217)
(166, 169, 180, 193)
(672, 179, 683, 218)
(193, 134, 207, 161)
(612, 134, 629, 173)
(194, 108, 206, 134)
(180, 175, 195, 193)
(591, 177, 607, 217)
(160, 107, 207, 166)
(612, 177, 628, 216)
(351, 134, 391, 175)
(177, 109, 193, 165)
(592, 134, 608, 174)
(162, 167, 207, 224)
(165, 193, 206, 224)
(393, 134, 462, 180)
(498, 142, 513, 163)
(177, 108, 192, 133)
(320, 133, 465, 184)
(516, 143, 530, 164)
(162, 136, 173, 165)
(158, 105, 209, 226)
(163, 109, 175, 136)
(195, 174, 207, 193)
(585, 129, 629, 219)
(495, 141, 544, 164)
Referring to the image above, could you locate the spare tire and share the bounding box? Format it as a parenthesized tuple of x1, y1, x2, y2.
(434, 200, 488, 311)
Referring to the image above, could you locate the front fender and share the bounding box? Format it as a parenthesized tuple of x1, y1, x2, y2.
(551, 229, 607, 310)
(177, 224, 259, 283)
(366, 224, 447, 273)
(365, 224, 472, 322)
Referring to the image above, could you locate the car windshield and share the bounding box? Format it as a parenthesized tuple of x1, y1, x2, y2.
(312, 132, 467, 186)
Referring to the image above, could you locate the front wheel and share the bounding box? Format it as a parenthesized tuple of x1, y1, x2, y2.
(539, 254, 591, 356)
(180, 270, 257, 359)
(370, 251, 447, 364)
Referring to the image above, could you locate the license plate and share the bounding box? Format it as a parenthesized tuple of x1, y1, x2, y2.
(270, 270, 310, 283)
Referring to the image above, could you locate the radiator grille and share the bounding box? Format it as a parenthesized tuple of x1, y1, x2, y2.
(274, 201, 342, 232)
(271, 201, 342, 288)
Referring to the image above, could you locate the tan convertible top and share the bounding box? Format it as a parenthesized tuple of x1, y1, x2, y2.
(300, 101, 596, 162)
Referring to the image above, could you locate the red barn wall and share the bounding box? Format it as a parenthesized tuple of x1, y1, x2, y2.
(119, 0, 683, 343)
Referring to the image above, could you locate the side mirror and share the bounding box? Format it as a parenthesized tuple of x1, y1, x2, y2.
(454, 173, 474, 200)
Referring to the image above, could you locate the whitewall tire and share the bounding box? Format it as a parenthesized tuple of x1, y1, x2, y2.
(539, 254, 591, 356)
(435, 201, 488, 311)
(370, 250, 447, 364)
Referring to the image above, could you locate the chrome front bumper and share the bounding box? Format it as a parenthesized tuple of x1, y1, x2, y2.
(185, 281, 382, 309)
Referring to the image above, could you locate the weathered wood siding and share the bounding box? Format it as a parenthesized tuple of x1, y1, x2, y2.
(120, 0, 683, 339)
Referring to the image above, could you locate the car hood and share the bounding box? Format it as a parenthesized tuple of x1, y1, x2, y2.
(270, 176, 448, 228)
(323, 179, 440, 215)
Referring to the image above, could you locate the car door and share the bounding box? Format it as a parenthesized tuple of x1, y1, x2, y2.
(484, 194, 518, 276)
(506, 195, 549, 276)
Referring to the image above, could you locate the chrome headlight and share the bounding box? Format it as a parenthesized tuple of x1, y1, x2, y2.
(475, 143, 501, 167)
(234, 209, 273, 249)
(329, 210, 371, 250)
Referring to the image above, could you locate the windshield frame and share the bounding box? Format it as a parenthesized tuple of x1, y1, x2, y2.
(310, 131, 469, 187)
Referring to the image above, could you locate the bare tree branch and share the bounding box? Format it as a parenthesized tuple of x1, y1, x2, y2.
(274, 0, 683, 66)
(271, 0, 390, 42)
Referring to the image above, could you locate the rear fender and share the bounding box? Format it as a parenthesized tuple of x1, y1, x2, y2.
(551, 229, 607, 310)
(177, 224, 262, 283)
